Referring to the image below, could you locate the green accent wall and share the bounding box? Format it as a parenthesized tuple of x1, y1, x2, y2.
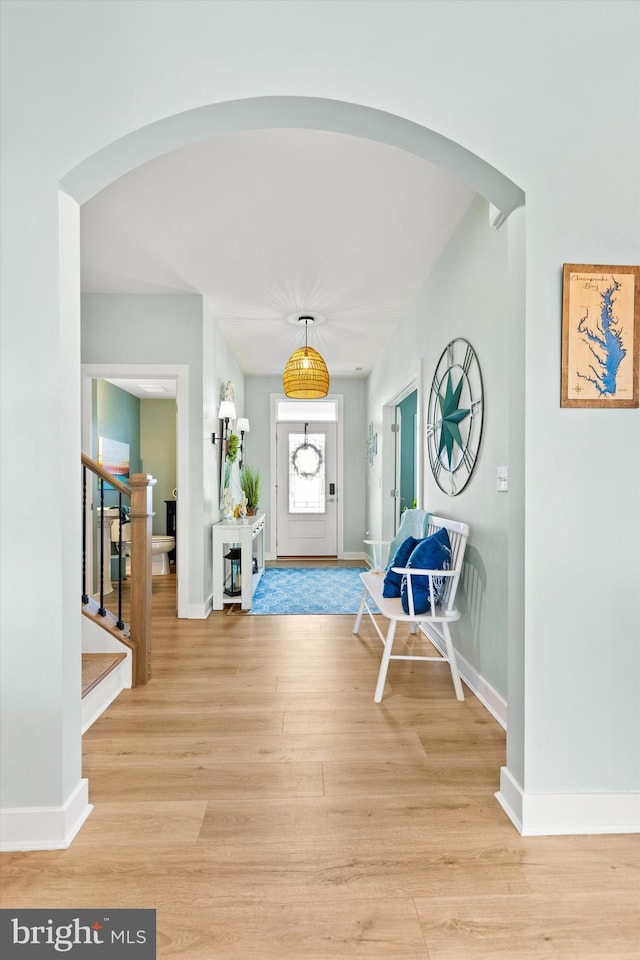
(92, 383, 176, 535)
(94, 379, 141, 507)
(140, 399, 176, 535)
(91, 380, 141, 590)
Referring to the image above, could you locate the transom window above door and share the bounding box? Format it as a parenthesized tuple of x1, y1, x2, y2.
(276, 399, 337, 422)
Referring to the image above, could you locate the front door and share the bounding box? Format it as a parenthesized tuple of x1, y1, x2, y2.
(276, 421, 337, 556)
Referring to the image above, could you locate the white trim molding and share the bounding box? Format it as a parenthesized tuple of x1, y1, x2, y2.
(81, 363, 190, 619)
(198, 595, 214, 620)
(496, 766, 640, 836)
(0, 779, 93, 851)
(381, 372, 420, 542)
(495, 765, 524, 832)
(419, 626, 507, 729)
(269, 393, 344, 560)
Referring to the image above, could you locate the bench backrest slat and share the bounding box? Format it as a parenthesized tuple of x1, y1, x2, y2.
(425, 515, 470, 614)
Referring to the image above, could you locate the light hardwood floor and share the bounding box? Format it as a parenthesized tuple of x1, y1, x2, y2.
(2, 574, 639, 959)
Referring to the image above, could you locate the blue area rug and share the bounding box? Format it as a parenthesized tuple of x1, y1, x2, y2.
(250, 567, 375, 615)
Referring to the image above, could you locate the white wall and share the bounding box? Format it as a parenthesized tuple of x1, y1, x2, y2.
(82, 294, 245, 616)
(368, 197, 511, 698)
(421, 198, 511, 696)
(1, 0, 638, 844)
(203, 301, 246, 597)
(82, 294, 207, 612)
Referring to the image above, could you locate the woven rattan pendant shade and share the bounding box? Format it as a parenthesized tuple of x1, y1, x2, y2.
(282, 316, 330, 398)
(283, 346, 330, 398)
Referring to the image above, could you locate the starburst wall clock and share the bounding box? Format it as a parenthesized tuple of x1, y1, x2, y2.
(426, 338, 484, 496)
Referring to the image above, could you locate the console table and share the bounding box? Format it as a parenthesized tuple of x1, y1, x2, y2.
(212, 513, 265, 611)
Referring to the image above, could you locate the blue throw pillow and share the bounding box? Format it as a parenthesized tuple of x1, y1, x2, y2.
(382, 536, 421, 598)
(400, 527, 452, 615)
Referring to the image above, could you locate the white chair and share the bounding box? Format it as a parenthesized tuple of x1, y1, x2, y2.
(353, 515, 469, 702)
(364, 508, 430, 571)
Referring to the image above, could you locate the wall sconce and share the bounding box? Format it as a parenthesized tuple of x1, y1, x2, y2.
(212, 401, 236, 442)
(236, 417, 250, 468)
(218, 399, 236, 440)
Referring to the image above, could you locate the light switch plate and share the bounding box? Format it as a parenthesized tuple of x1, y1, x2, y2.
(497, 466, 509, 492)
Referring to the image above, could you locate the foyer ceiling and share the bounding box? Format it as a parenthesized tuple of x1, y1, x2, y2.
(81, 128, 476, 379)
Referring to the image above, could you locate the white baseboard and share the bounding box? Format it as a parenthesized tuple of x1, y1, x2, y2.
(419, 626, 507, 729)
(0, 779, 93, 851)
(496, 766, 640, 835)
(495, 765, 524, 832)
(186, 600, 210, 619)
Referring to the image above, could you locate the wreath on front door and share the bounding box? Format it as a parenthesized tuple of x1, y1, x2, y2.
(291, 441, 323, 480)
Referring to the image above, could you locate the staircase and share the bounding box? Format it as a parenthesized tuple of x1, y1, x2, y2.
(81, 594, 133, 733)
(81, 454, 156, 731)
(81, 652, 128, 734)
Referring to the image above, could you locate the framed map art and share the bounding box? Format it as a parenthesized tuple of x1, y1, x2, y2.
(561, 263, 640, 408)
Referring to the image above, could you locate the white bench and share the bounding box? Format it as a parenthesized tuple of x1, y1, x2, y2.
(353, 515, 469, 703)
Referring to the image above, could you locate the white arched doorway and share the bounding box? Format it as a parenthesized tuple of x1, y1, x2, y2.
(62, 89, 525, 616)
(53, 97, 524, 849)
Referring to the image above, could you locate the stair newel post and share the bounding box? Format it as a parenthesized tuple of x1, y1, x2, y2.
(98, 477, 106, 617)
(82, 464, 89, 605)
(115, 492, 125, 631)
(128, 473, 156, 685)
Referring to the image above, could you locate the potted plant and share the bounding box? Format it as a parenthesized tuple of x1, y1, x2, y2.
(240, 465, 262, 516)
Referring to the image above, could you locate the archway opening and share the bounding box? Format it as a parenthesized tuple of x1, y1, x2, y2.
(61, 94, 525, 829)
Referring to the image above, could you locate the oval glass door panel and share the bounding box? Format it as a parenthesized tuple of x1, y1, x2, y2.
(289, 432, 326, 513)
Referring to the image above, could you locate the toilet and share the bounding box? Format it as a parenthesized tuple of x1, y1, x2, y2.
(111, 520, 176, 576)
(149, 535, 175, 575)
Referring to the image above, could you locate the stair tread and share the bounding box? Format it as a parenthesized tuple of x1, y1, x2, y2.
(82, 653, 127, 698)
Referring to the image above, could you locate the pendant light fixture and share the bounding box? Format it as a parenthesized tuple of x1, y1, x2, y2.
(283, 316, 330, 399)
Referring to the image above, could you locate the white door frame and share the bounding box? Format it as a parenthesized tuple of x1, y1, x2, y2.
(81, 363, 189, 619)
(275, 421, 338, 557)
(381, 366, 422, 543)
(269, 393, 344, 561)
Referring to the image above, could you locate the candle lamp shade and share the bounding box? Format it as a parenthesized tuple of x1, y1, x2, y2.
(218, 400, 236, 422)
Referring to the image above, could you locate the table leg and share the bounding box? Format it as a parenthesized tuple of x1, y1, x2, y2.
(241, 538, 252, 610)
